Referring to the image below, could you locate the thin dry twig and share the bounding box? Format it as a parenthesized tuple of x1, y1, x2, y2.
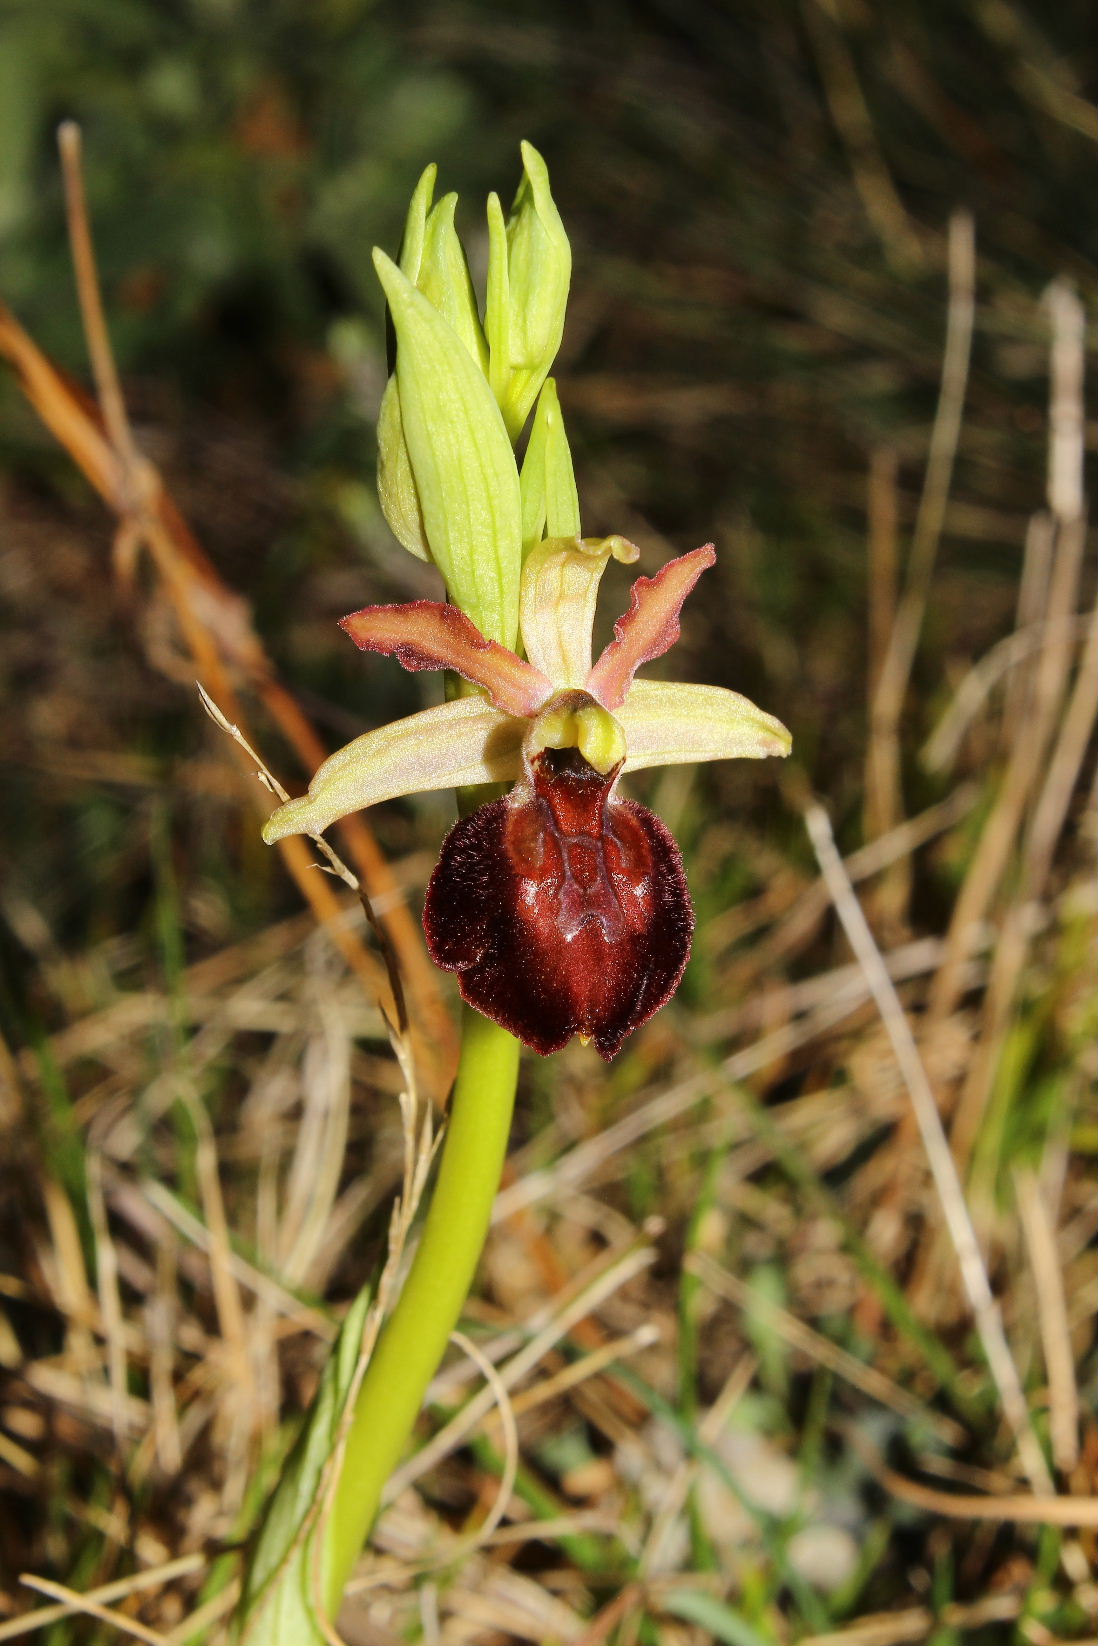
(0, 1557, 205, 1644)
(802, 0, 922, 266)
(184, 1086, 257, 1500)
(845, 1424, 1098, 1527)
(83, 1148, 129, 1449)
(796, 1592, 1029, 1646)
(435, 1328, 520, 1553)
(689, 1250, 965, 1445)
(484, 1322, 661, 1431)
(162, 1581, 241, 1646)
(17, 1576, 172, 1646)
(716, 783, 978, 964)
(1002, 511, 1056, 739)
(57, 124, 149, 500)
(639, 1350, 757, 1576)
(197, 683, 417, 1089)
(1046, 278, 1086, 524)
(922, 611, 1092, 773)
(864, 444, 900, 846)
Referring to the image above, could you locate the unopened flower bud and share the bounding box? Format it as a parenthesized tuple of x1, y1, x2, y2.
(374, 249, 522, 647)
(418, 194, 489, 373)
(486, 142, 571, 441)
(397, 162, 436, 285)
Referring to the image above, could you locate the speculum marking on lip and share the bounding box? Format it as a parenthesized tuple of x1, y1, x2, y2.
(512, 751, 631, 942)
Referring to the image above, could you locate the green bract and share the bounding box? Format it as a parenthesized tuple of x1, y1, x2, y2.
(375, 376, 428, 560)
(374, 249, 523, 648)
(520, 377, 580, 557)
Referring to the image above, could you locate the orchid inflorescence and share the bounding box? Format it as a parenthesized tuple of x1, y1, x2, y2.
(239, 143, 791, 1646)
(262, 144, 790, 1058)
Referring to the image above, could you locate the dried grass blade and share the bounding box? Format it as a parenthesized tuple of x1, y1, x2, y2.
(804, 802, 1054, 1499)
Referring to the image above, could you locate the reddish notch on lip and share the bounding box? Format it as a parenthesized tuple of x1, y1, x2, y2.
(423, 747, 694, 1059)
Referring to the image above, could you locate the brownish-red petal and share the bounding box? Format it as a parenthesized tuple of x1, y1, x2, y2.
(339, 600, 551, 717)
(423, 751, 693, 1059)
(586, 543, 715, 710)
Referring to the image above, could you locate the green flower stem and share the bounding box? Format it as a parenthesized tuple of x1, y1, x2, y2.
(322, 1005, 521, 1615)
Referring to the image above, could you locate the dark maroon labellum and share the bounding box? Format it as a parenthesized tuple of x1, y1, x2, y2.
(423, 748, 694, 1059)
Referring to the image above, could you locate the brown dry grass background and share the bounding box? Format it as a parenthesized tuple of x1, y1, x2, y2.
(0, 4, 1095, 1643)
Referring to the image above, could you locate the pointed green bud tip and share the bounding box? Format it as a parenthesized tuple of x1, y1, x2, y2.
(398, 163, 437, 284)
(487, 142, 572, 440)
(510, 144, 571, 340)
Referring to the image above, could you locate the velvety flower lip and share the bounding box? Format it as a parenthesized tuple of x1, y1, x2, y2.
(262, 537, 791, 1057)
(423, 740, 693, 1059)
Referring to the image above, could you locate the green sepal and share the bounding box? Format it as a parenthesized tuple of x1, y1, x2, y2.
(520, 376, 580, 556)
(616, 678, 793, 771)
(373, 248, 523, 647)
(233, 1284, 374, 1646)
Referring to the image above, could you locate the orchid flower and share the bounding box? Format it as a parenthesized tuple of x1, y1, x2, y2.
(263, 533, 790, 1058)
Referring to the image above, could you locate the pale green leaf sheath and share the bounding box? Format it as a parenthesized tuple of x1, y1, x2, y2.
(234, 1286, 374, 1645)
